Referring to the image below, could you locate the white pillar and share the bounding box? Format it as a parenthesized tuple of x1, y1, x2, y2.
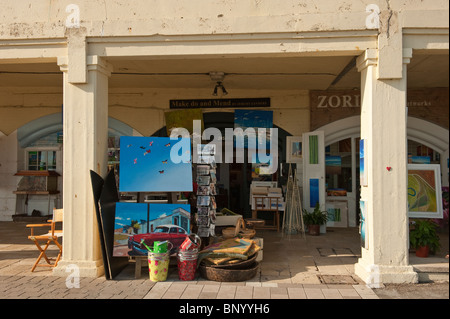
(53, 56, 112, 278)
(354, 49, 419, 286)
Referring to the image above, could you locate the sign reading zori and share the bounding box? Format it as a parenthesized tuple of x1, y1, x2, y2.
(169, 120, 278, 174)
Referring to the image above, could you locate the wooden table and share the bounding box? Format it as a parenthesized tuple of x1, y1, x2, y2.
(251, 196, 281, 231)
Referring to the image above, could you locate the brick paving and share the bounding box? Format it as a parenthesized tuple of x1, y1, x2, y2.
(2, 221, 447, 300)
(0, 221, 384, 300)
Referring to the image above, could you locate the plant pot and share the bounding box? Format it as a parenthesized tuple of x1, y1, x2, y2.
(415, 245, 430, 258)
(308, 224, 320, 236)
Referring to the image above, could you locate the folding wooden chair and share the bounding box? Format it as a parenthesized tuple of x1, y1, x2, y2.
(26, 208, 63, 272)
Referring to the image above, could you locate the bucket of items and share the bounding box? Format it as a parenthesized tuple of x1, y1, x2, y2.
(142, 239, 172, 282)
(177, 234, 201, 281)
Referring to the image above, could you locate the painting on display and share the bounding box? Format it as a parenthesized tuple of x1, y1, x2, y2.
(359, 139, 368, 186)
(286, 136, 302, 163)
(164, 109, 204, 137)
(326, 155, 342, 175)
(408, 164, 443, 218)
(309, 178, 319, 208)
(113, 202, 191, 257)
(326, 201, 348, 227)
(309, 135, 319, 164)
(359, 200, 368, 249)
(119, 136, 193, 192)
(234, 109, 273, 149)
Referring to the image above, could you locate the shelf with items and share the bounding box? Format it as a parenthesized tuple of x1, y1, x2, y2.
(195, 144, 217, 239)
(13, 170, 61, 218)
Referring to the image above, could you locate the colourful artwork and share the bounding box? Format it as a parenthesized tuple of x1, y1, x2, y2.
(359, 139, 367, 186)
(408, 164, 443, 218)
(326, 201, 348, 227)
(326, 155, 342, 175)
(410, 156, 431, 164)
(113, 202, 191, 257)
(309, 135, 319, 164)
(359, 200, 367, 249)
(119, 136, 192, 192)
(309, 178, 319, 208)
(234, 109, 273, 149)
(164, 109, 204, 136)
(286, 136, 302, 163)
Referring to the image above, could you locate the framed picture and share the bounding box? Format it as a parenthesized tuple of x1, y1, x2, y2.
(408, 164, 443, 218)
(286, 136, 302, 163)
(326, 201, 348, 227)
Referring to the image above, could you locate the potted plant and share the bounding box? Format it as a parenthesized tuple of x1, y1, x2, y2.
(302, 202, 328, 235)
(409, 219, 441, 258)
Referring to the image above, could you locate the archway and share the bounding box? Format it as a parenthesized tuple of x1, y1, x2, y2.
(316, 115, 449, 229)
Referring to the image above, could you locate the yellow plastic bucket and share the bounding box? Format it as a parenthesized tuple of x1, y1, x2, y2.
(148, 251, 170, 282)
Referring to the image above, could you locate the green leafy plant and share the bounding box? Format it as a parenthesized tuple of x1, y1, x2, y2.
(302, 202, 328, 226)
(409, 219, 440, 254)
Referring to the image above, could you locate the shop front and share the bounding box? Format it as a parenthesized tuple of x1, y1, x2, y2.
(0, 0, 448, 285)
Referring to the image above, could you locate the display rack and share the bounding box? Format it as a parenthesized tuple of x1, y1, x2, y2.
(195, 145, 217, 238)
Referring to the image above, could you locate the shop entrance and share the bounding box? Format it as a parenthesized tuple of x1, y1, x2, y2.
(152, 111, 291, 219)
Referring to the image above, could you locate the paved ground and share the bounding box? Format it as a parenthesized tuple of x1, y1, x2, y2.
(0, 221, 448, 301)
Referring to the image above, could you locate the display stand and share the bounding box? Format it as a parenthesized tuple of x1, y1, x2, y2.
(282, 164, 305, 238)
(13, 170, 60, 220)
(195, 144, 217, 244)
(196, 161, 217, 240)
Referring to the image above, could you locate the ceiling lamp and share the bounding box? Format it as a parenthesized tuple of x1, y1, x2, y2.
(209, 71, 228, 96)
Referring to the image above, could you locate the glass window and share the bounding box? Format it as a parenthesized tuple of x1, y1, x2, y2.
(27, 150, 57, 171)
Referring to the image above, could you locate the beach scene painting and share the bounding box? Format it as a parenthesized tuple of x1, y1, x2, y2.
(119, 136, 193, 192)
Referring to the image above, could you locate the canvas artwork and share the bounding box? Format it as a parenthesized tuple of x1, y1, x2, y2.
(309, 178, 320, 208)
(326, 155, 342, 175)
(309, 135, 319, 164)
(113, 202, 191, 257)
(359, 139, 368, 186)
(164, 109, 204, 136)
(408, 164, 443, 218)
(326, 201, 348, 227)
(286, 136, 302, 163)
(234, 109, 273, 149)
(119, 136, 192, 192)
(359, 200, 368, 249)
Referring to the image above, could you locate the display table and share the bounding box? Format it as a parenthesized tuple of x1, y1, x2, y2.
(251, 196, 281, 231)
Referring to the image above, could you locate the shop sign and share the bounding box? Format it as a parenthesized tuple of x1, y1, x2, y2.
(170, 98, 270, 109)
(310, 88, 449, 130)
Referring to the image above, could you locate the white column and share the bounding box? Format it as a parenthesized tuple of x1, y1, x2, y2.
(354, 48, 419, 286)
(53, 56, 112, 278)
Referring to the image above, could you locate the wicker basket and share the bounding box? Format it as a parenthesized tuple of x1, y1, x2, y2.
(199, 261, 259, 282)
(222, 218, 256, 239)
(207, 253, 258, 269)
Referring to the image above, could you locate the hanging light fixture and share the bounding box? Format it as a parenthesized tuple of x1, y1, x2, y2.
(209, 72, 228, 96)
